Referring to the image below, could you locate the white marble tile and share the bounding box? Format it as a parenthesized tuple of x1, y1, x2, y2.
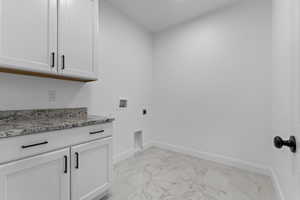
(101, 147, 276, 200)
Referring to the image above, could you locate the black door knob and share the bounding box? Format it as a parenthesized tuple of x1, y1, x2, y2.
(274, 136, 297, 153)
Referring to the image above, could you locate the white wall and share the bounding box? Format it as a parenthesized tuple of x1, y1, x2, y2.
(152, 0, 272, 167)
(0, 1, 153, 160)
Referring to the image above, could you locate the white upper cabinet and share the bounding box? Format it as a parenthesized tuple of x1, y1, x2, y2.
(0, 0, 98, 81)
(58, 0, 97, 79)
(0, 0, 57, 73)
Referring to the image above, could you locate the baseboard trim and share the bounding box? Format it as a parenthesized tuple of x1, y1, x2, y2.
(113, 148, 136, 164)
(148, 141, 271, 175)
(149, 141, 285, 200)
(270, 168, 285, 200)
(113, 143, 153, 164)
(113, 141, 283, 200)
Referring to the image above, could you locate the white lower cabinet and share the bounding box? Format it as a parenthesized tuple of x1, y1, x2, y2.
(0, 148, 70, 200)
(0, 136, 112, 200)
(71, 138, 112, 200)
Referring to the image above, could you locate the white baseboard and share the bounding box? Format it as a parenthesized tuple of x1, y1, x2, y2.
(270, 168, 285, 200)
(148, 141, 271, 176)
(148, 141, 286, 200)
(113, 148, 136, 164)
(113, 143, 153, 164)
(113, 141, 283, 200)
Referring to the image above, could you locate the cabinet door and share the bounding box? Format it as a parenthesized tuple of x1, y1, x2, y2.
(71, 137, 112, 200)
(0, 148, 70, 200)
(0, 0, 57, 73)
(58, 0, 98, 80)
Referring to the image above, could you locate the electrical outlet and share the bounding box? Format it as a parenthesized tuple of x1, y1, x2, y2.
(48, 90, 56, 102)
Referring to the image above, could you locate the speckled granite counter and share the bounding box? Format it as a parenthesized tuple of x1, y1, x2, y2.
(0, 108, 114, 139)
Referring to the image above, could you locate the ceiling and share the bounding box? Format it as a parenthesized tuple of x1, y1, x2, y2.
(106, 0, 243, 32)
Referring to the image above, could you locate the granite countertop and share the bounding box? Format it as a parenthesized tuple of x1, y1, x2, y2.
(0, 108, 114, 139)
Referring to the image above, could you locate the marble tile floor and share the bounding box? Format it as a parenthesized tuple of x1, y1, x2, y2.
(101, 147, 276, 200)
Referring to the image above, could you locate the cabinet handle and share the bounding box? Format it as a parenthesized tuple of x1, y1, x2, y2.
(64, 155, 68, 174)
(90, 130, 105, 135)
(21, 141, 48, 149)
(75, 152, 79, 169)
(61, 55, 65, 70)
(51, 52, 55, 68)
